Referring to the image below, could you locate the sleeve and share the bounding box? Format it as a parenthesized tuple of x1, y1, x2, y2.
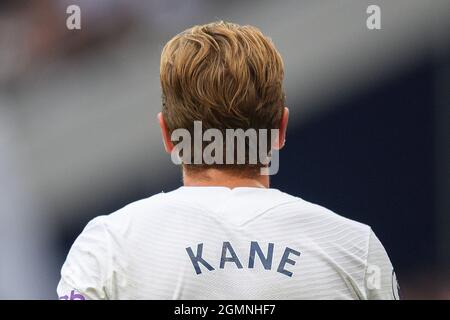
(57, 216, 112, 300)
(363, 229, 400, 300)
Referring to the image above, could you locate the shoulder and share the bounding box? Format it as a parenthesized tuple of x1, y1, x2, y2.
(58, 192, 170, 298)
(275, 192, 372, 253)
(64, 191, 171, 267)
(279, 192, 370, 230)
(89, 191, 171, 235)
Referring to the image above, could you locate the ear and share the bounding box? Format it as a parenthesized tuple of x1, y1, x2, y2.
(273, 107, 289, 150)
(157, 112, 174, 153)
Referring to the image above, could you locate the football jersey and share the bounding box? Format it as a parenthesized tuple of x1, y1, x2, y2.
(57, 186, 399, 300)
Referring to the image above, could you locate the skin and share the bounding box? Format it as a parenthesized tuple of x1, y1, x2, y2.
(157, 107, 289, 189)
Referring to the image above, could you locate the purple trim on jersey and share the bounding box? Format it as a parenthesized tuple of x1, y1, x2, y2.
(59, 290, 86, 300)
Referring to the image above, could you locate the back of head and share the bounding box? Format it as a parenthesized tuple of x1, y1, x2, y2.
(160, 21, 285, 175)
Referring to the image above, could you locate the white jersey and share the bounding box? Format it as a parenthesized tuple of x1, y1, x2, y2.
(57, 186, 399, 300)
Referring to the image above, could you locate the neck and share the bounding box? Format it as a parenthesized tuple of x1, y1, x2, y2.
(183, 168, 269, 189)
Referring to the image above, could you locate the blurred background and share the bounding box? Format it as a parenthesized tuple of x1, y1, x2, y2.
(0, 0, 449, 299)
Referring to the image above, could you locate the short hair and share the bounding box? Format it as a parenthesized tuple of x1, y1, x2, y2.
(160, 21, 285, 174)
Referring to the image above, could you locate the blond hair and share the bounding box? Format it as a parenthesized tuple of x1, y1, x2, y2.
(160, 21, 285, 172)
